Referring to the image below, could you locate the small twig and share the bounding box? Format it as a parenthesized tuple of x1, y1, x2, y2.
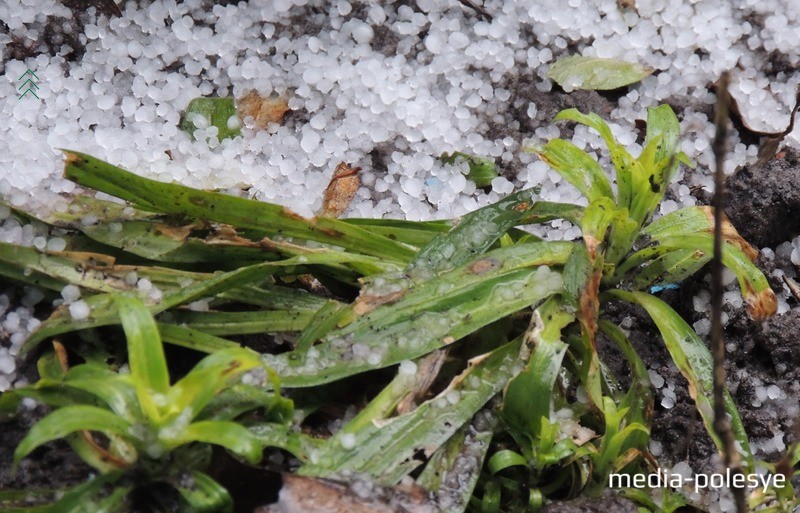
(782, 274, 800, 302)
(711, 71, 748, 513)
(457, 0, 493, 21)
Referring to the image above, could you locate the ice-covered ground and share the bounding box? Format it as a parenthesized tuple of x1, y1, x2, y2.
(1, 0, 800, 507)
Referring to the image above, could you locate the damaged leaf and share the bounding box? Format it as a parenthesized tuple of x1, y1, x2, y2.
(255, 474, 437, 513)
(236, 90, 290, 129)
(320, 163, 361, 218)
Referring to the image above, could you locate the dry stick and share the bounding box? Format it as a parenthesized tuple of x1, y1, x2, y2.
(711, 71, 748, 513)
(457, 0, 493, 21)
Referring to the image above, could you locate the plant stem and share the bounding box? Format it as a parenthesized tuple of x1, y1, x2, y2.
(711, 71, 748, 513)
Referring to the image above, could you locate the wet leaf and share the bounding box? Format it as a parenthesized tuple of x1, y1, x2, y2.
(236, 90, 290, 129)
(320, 162, 361, 218)
(14, 405, 133, 464)
(416, 412, 495, 512)
(180, 97, 241, 141)
(62, 151, 415, 262)
(440, 152, 498, 188)
(175, 470, 233, 513)
(268, 244, 569, 388)
(299, 338, 527, 483)
(547, 56, 654, 91)
(256, 474, 437, 513)
(528, 139, 614, 203)
(607, 290, 753, 469)
(503, 298, 573, 442)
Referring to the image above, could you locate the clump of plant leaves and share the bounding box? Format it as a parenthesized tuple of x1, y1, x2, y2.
(1, 295, 294, 512)
(0, 104, 785, 513)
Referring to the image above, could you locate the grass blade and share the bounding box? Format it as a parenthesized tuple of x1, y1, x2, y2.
(408, 187, 540, 279)
(157, 323, 244, 353)
(175, 470, 233, 513)
(164, 309, 314, 336)
(268, 247, 567, 387)
(168, 420, 262, 464)
(298, 338, 526, 484)
(165, 348, 263, 423)
(606, 290, 753, 469)
(115, 295, 170, 421)
(416, 413, 496, 513)
(529, 139, 614, 202)
(62, 150, 414, 262)
(503, 298, 573, 442)
(14, 405, 132, 464)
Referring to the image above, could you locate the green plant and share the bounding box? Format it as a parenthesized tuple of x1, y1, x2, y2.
(6, 295, 293, 512)
(476, 105, 777, 510)
(0, 104, 781, 513)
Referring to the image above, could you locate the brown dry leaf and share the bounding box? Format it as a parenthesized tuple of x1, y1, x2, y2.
(53, 340, 69, 372)
(396, 350, 447, 415)
(616, 0, 637, 12)
(726, 85, 800, 166)
(353, 289, 405, 316)
(320, 162, 361, 218)
(744, 285, 778, 321)
(236, 90, 290, 129)
(255, 474, 438, 513)
(699, 206, 758, 261)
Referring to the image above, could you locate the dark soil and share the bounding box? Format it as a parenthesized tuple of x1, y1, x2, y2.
(725, 146, 800, 248)
(0, 405, 92, 491)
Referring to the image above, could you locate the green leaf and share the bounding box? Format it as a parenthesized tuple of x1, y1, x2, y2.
(180, 97, 240, 141)
(63, 364, 140, 421)
(294, 300, 350, 355)
(14, 406, 132, 464)
(157, 323, 244, 353)
(503, 298, 573, 442)
(21, 253, 363, 356)
(553, 109, 635, 214)
(644, 104, 690, 169)
(164, 309, 314, 336)
(201, 384, 293, 423)
(42, 473, 127, 513)
(529, 139, 614, 202)
(606, 290, 753, 469)
(247, 424, 322, 462)
(167, 420, 263, 465)
(598, 320, 652, 435)
(625, 233, 776, 319)
(416, 414, 495, 512)
(175, 470, 233, 513)
(343, 218, 451, 247)
(440, 152, 499, 188)
(164, 348, 263, 423)
(62, 151, 414, 262)
(298, 337, 527, 484)
(643, 205, 712, 239)
(547, 56, 654, 91)
(487, 449, 528, 474)
(114, 294, 170, 422)
(269, 243, 569, 387)
(409, 187, 541, 279)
